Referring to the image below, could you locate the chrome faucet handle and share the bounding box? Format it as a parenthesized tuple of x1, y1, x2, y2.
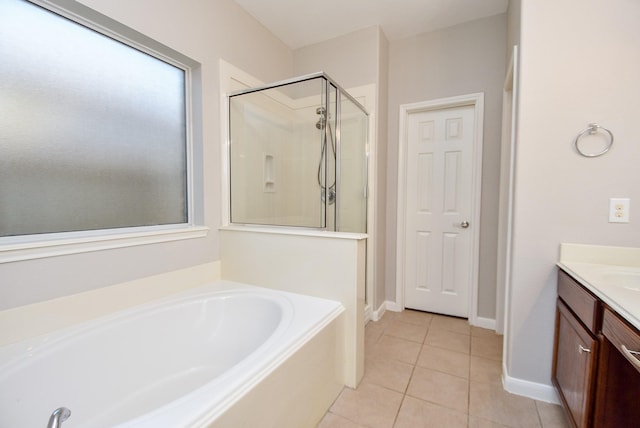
(47, 407, 71, 428)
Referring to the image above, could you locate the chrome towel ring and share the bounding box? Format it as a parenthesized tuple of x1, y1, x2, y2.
(574, 123, 614, 157)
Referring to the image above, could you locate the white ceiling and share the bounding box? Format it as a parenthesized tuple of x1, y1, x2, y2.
(233, 0, 509, 50)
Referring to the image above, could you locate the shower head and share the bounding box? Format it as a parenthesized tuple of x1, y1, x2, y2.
(315, 106, 326, 129)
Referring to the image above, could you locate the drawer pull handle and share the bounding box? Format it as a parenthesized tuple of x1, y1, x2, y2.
(622, 345, 640, 369)
(578, 345, 591, 354)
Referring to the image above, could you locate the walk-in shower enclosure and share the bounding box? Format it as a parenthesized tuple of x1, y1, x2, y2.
(228, 73, 368, 232)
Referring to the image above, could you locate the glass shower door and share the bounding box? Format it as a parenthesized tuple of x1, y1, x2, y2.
(337, 93, 368, 233)
(229, 78, 326, 228)
(228, 73, 368, 233)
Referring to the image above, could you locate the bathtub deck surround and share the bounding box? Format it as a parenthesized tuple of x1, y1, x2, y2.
(0, 281, 345, 427)
(0, 261, 221, 347)
(220, 226, 367, 388)
(319, 310, 570, 428)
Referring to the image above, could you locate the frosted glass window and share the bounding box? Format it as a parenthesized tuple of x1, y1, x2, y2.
(0, 0, 188, 237)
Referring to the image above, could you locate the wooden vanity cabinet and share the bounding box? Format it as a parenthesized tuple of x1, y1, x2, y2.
(593, 308, 640, 427)
(553, 269, 601, 428)
(554, 269, 640, 427)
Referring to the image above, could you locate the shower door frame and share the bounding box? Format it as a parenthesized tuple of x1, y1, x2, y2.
(226, 71, 369, 233)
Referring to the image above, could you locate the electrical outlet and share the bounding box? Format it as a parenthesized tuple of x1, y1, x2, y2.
(609, 198, 630, 223)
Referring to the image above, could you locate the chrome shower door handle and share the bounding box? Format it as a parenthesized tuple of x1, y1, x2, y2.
(460, 221, 470, 229)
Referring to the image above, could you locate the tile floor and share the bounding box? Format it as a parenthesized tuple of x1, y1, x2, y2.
(317, 309, 570, 428)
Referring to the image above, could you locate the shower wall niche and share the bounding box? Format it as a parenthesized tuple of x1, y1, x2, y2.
(228, 73, 368, 233)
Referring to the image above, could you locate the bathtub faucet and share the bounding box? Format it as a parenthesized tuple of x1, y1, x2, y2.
(47, 407, 71, 428)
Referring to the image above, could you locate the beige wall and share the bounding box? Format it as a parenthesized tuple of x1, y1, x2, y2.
(506, 0, 640, 385)
(507, 0, 521, 53)
(1, 0, 293, 309)
(386, 14, 508, 318)
(293, 26, 380, 88)
(375, 29, 390, 311)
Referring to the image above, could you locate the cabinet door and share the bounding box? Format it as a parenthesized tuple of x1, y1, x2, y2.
(594, 308, 640, 427)
(553, 300, 598, 428)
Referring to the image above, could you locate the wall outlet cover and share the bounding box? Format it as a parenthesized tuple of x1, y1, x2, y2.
(609, 198, 630, 223)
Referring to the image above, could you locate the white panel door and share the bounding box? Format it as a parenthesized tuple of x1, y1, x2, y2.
(404, 105, 475, 317)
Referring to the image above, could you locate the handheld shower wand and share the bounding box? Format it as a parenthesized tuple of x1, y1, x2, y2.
(316, 106, 336, 205)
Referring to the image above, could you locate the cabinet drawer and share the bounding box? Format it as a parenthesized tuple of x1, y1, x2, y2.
(602, 307, 640, 374)
(558, 269, 600, 333)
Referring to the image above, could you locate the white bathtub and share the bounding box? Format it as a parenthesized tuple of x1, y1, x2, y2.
(0, 281, 344, 427)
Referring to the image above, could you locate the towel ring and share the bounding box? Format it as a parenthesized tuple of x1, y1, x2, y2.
(574, 123, 614, 157)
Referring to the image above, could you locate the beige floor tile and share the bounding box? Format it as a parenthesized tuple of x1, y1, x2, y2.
(430, 314, 471, 335)
(363, 357, 414, 393)
(322, 316, 545, 428)
(396, 309, 433, 326)
(365, 340, 377, 359)
(394, 396, 468, 428)
(471, 334, 503, 362)
(316, 412, 368, 428)
(368, 334, 422, 365)
(424, 328, 471, 354)
(416, 344, 470, 378)
(330, 383, 403, 428)
(535, 401, 571, 428)
(367, 312, 397, 332)
(406, 366, 469, 413)
(470, 355, 503, 385)
(469, 382, 541, 428)
(365, 322, 385, 347)
(468, 416, 512, 427)
(385, 319, 429, 343)
(364, 321, 384, 338)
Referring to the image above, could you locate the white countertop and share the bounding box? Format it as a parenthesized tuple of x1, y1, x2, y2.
(558, 243, 640, 331)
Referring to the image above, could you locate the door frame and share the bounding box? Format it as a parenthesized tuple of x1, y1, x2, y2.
(497, 45, 519, 336)
(395, 93, 484, 324)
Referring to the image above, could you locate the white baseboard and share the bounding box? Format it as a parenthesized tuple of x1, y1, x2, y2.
(473, 316, 496, 331)
(372, 302, 386, 321)
(364, 304, 372, 323)
(374, 301, 495, 329)
(502, 363, 560, 404)
(382, 301, 497, 331)
(369, 300, 402, 322)
(384, 300, 402, 313)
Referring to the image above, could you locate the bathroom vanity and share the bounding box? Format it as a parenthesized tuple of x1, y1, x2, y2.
(554, 244, 640, 427)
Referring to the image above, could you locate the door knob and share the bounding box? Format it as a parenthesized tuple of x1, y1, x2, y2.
(460, 221, 470, 228)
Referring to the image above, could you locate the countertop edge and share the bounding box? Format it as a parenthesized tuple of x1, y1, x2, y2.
(557, 261, 640, 331)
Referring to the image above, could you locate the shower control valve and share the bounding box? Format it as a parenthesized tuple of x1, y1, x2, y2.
(321, 188, 336, 205)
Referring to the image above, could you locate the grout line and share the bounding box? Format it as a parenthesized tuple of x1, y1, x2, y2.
(393, 311, 422, 427)
(326, 410, 367, 428)
(534, 400, 545, 428)
(467, 347, 472, 427)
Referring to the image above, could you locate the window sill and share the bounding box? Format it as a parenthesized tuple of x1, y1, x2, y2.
(0, 226, 209, 264)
